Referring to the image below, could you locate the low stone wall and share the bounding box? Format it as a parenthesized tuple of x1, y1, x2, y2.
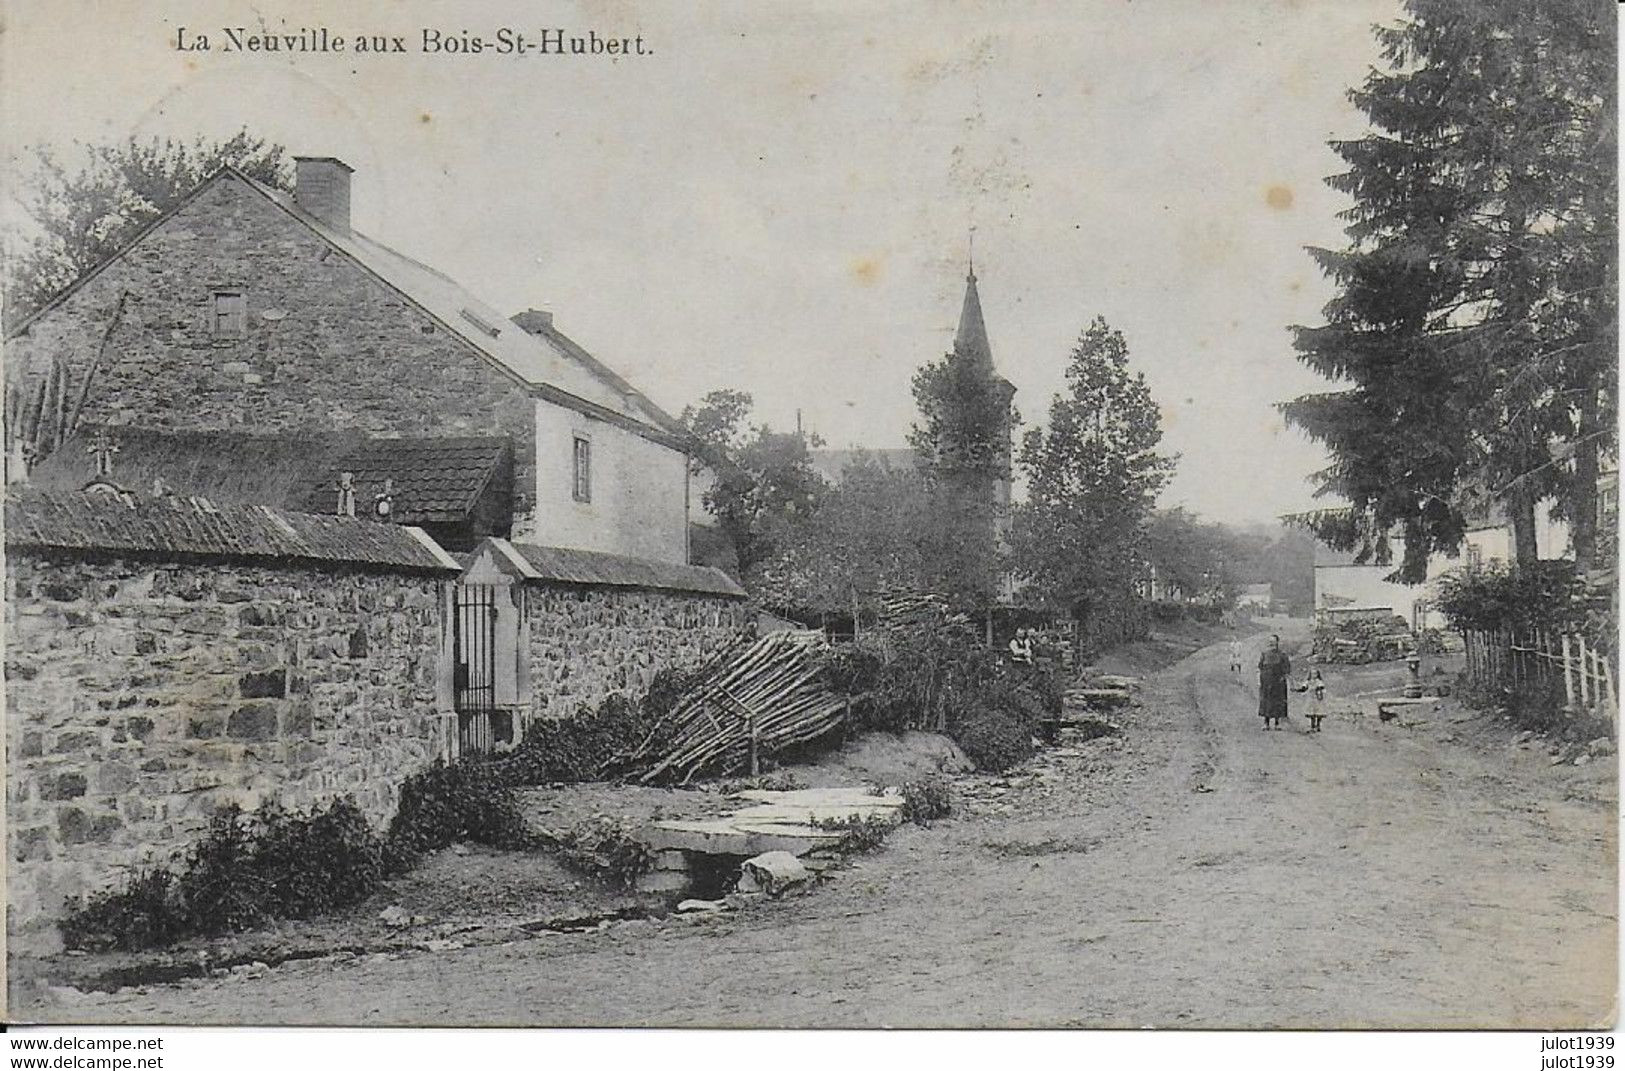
(524, 585, 749, 720)
(5, 553, 455, 952)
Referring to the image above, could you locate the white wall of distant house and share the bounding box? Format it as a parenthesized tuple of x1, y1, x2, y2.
(526, 400, 689, 564)
(1314, 564, 1444, 629)
(1462, 501, 1571, 567)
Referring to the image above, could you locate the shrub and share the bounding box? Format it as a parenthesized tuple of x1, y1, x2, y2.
(1435, 561, 1591, 635)
(552, 816, 653, 888)
(948, 708, 1035, 772)
(250, 799, 386, 921)
(815, 813, 894, 854)
(492, 691, 676, 786)
(59, 869, 182, 953)
(383, 761, 536, 872)
(60, 797, 389, 952)
(898, 774, 952, 825)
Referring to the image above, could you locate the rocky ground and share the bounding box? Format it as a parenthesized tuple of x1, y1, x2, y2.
(14, 619, 1616, 1028)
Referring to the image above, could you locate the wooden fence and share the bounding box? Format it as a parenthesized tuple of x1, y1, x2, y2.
(1463, 627, 1617, 722)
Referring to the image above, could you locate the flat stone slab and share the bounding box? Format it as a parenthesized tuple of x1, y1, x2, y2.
(645, 818, 845, 857)
(647, 786, 904, 857)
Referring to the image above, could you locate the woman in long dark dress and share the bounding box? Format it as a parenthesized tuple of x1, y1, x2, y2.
(1257, 634, 1291, 730)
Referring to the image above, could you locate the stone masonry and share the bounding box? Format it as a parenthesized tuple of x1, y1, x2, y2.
(4, 173, 537, 526)
(5, 553, 454, 952)
(524, 586, 749, 720)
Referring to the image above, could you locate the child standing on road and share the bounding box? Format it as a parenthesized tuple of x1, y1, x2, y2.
(1306, 669, 1327, 732)
(1229, 640, 1243, 673)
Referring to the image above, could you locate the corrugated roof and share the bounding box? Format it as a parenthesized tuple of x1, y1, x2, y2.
(5, 486, 459, 573)
(505, 540, 746, 598)
(297, 437, 509, 523)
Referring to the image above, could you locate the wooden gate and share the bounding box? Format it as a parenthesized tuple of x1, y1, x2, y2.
(453, 583, 509, 755)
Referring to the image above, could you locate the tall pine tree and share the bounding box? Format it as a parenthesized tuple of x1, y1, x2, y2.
(1284, 0, 1616, 579)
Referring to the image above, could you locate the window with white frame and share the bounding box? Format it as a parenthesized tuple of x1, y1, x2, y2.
(211, 290, 247, 339)
(572, 436, 592, 503)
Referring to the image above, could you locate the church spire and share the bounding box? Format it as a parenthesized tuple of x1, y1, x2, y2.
(954, 254, 994, 373)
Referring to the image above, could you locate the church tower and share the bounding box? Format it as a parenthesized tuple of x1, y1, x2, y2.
(953, 260, 1017, 601)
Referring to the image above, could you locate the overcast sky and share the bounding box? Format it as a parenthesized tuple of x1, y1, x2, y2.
(1, 0, 1404, 526)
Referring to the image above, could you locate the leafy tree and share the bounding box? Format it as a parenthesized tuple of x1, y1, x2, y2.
(756, 450, 931, 619)
(1144, 508, 1242, 607)
(907, 340, 1017, 611)
(1282, 0, 1616, 579)
(1014, 317, 1176, 638)
(4, 130, 293, 329)
(681, 389, 828, 583)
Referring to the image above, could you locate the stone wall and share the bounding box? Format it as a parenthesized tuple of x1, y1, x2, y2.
(524, 585, 749, 720)
(4, 173, 537, 528)
(4, 553, 454, 952)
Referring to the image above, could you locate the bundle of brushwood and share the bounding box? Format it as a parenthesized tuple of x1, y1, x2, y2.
(631, 630, 848, 784)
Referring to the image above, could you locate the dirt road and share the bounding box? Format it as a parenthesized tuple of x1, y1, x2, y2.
(43, 624, 1617, 1028)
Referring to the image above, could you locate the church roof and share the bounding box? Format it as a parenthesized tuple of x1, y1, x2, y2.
(954, 269, 996, 373)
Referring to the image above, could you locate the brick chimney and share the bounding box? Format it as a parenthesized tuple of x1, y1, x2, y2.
(510, 308, 554, 335)
(294, 156, 353, 231)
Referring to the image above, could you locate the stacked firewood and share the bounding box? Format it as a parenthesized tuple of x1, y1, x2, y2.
(631, 630, 848, 784)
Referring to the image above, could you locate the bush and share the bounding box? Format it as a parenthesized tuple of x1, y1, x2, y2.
(60, 798, 389, 952)
(948, 708, 1036, 772)
(815, 813, 894, 854)
(552, 816, 653, 889)
(491, 691, 676, 786)
(61, 759, 552, 951)
(59, 869, 181, 953)
(1435, 561, 1591, 635)
(898, 774, 953, 825)
(383, 761, 536, 871)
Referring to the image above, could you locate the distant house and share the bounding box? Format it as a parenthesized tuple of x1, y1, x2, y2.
(1236, 583, 1273, 611)
(4, 156, 697, 566)
(1312, 545, 1446, 631)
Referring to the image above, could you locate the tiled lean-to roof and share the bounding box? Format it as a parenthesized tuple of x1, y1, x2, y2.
(4, 486, 460, 574)
(31, 425, 510, 529)
(297, 437, 511, 524)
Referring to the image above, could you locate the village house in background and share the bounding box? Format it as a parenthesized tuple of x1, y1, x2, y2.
(1308, 465, 1616, 632)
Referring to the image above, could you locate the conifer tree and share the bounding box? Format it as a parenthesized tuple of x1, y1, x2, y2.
(1283, 0, 1616, 578)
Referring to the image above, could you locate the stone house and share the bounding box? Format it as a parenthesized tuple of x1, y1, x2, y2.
(4, 485, 464, 952)
(4, 156, 697, 564)
(454, 538, 749, 750)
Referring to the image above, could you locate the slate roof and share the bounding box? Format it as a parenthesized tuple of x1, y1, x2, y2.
(500, 539, 747, 598)
(296, 437, 509, 524)
(5, 486, 460, 574)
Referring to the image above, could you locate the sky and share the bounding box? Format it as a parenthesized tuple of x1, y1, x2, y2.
(0, 0, 1406, 526)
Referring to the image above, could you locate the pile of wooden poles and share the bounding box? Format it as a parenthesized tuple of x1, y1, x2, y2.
(631, 630, 848, 784)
